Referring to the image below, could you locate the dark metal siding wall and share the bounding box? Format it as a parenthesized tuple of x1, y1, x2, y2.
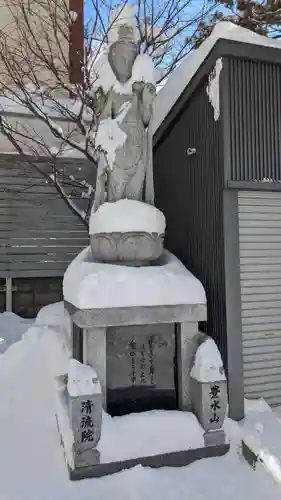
(0, 155, 93, 277)
(13, 277, 63, 317)
(154, 78, 227, 366)
(228, 58, 281, 182)
(0, 278, 5, 312)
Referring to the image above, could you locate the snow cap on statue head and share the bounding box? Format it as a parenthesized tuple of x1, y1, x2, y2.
(108, 4, 138, 45)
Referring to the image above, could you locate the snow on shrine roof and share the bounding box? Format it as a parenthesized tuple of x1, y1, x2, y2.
(152, 22, 281, 135)
(63, 247, 206, 310)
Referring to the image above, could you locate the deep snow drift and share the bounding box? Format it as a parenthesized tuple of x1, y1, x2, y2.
(0, 304, 280, 500)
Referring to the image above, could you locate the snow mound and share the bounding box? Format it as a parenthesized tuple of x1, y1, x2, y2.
(0, 312, 34, 354)
(0, 302, 280, 499)
(63, 247, 206, 309)
(245, 397, 272, 414)
(67, 359, 101, 397)
(89, 199, 166, 235)
(95, 101, 131, 169)
(36, 302, 69, 328)
(191, 338, 226, 382)
(241, 410, 281, 485)
(98, 410, 204, 463)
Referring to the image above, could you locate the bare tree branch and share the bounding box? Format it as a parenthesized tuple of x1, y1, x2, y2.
(0, 0, 219, 227)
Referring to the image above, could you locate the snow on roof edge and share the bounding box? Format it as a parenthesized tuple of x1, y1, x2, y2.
(152, 22, 281, 136)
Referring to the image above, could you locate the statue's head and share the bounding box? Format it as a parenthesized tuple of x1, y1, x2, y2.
(108, 24, 137, 84)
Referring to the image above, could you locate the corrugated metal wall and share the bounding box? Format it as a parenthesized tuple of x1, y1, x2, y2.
(239, 190, 281, 406)
(228, 58, 281, 182)
(0, 278, 5, 311)
(153, 78, 227, 366)
(13, 277, 63, 317)
(0, 155, 93, 277)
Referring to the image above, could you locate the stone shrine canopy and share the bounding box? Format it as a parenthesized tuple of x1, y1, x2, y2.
(152, 21, 281, 135)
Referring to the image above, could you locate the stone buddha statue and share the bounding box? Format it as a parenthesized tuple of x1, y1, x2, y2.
(92, 22, 156, 212)
(90, 11, 164, 265)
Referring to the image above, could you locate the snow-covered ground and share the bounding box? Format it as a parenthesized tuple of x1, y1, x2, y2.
(0, 303, 281, 500)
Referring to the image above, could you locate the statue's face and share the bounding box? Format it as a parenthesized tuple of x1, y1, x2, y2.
(108, 25, 137, 84)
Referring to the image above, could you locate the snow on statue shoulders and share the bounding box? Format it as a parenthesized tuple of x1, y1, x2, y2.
(92, 51, 156, 96)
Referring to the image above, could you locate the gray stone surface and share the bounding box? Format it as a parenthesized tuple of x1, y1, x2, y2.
(72, 320, 83, 361)
(90, 231, 164, 265)
(83, 327, 107, 408)
(72, 322, 211, 416)
(69, 443, 230, 480)
(106, 323, 176, 413)
(107, 323, 175, 390)
(69, 391, 103, 452)
(177, 325, 207, 411)
(204, 429, 226, 447)
(56, 368, 103, 473)
(73, 447, 100, 469)
(65, 301, 207, 328)
(190, 377, 228, 431)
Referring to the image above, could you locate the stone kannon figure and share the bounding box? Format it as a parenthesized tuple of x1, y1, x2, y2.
(92, 22, 156, 212)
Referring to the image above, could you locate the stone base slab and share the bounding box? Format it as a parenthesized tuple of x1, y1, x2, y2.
(204, 429, 226, 447)
(66, 301, 207, 329)
(67, 444, 230, 481)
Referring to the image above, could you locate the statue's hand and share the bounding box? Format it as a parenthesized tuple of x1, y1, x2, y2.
(144, 82, 155, 92)
(142, 82, 156, 102)
(132, 81, 145, 93)
(141, 82, 156, 127)
(94, 146, 108, 173)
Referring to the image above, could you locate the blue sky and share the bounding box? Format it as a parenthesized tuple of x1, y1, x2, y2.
(83, 0, 226, 29)
(84, 0, 92, 23)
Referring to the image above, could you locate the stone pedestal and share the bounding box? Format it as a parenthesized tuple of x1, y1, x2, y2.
(59, 248, 230, 479)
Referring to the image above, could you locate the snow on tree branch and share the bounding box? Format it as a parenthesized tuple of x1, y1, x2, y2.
(0, 0, 218, 226)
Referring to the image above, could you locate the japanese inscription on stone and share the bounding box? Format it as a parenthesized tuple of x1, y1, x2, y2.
(107, 323, 174, 390)
(128, 336, 157, 386)
(129, 339, 137, 384)
(80, 400, 94, 443)
(209, 384, 220, 425)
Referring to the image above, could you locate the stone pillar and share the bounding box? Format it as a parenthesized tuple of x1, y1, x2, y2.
(69, 386, 103, 469)
(176, 323, 206, 411)
(190, 377, 227, 447)
(83, 327, 107, 409)
(189, 337, 228, 447)
(55, 362, 103, 472)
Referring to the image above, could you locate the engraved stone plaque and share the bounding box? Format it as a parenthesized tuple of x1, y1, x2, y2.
(106, 323, 176, 415)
